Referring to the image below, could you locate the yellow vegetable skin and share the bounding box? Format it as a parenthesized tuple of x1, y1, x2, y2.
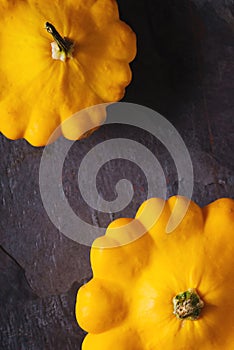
(76, 196, 234, 350)
(0, 0, 136, 146)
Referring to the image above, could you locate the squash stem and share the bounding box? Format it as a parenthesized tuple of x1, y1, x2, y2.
(173, 288, 204, 320)
(45, 22, 74, 61)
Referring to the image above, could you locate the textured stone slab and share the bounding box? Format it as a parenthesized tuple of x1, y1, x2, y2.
(0, 1, 233, 348)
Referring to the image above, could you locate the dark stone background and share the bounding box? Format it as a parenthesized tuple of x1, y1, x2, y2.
(0, 0, 233, 349)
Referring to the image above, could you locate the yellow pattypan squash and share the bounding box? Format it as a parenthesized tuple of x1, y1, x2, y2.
(76, 195, 234, 350)
(0, 0, 136, 146)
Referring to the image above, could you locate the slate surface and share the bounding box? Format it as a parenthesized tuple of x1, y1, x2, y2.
(0, 1, 233, 349)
